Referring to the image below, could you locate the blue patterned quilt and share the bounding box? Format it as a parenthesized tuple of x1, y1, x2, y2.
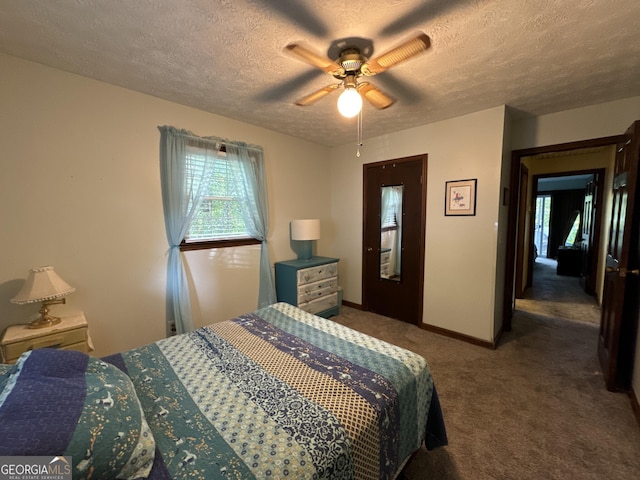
(106, 302, 447, 479)
(0, 303, 446, 479)
(0, 348, 156, 479)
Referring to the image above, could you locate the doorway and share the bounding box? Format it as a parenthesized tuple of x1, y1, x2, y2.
(516, 171, 606, 327)
(362, 154, 427, 324)
(525, 171, 605, 291)
(502, 129, 640, 392)
(503, 137, 623, 332)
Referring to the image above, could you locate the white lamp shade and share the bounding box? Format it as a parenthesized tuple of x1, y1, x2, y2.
(11, 266, 76, 304)
(337, 87, 362, 118)
(291, 219, 320, 240)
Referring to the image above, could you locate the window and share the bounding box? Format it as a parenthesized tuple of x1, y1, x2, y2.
(381, 186, 402, 230)
(564, 210, 581, 247)
(534, 194, 552, 258)
(381, 202, 398, 229)
(181, 148, 259, 251)
(160, 125, 275, 325)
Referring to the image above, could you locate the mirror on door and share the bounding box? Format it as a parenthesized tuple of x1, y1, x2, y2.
(380, 185, 403, 281)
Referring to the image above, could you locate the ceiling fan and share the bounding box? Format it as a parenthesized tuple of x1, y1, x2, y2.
(285, 33, 431, 117)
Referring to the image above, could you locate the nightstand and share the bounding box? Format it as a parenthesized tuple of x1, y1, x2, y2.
(0, 313, 93, 364)
(275, 256, 340, 318)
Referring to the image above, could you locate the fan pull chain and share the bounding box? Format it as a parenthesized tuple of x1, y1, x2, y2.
(356, 109, 363, 157)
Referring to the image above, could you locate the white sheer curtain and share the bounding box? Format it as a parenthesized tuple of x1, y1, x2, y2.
(158, 126, 218, 335)
(381, 186, 403, 277)
(225, 141, 277, 308)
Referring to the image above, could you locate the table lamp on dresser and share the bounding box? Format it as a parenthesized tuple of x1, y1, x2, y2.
(290, 219, 320, 260)
(11, 265, 76, 329)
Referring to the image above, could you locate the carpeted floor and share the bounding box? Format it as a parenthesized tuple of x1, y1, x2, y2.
(331, 258, 640, 479)
(516, 257, 602, 325)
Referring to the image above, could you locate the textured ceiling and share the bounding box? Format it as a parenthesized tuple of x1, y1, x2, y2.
(1, 0, 640, 146)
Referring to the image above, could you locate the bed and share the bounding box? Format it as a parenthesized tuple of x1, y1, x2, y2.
(0, 302, 447, 479)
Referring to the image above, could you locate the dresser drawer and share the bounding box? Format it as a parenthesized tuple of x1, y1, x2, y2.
(3, 326, 87, 361)
(299, 292, 339, 316)
(297, 262, 338, 286)
(297, 277, 338, 304)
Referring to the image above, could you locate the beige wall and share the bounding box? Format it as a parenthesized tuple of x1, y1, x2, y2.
(0, 53, 332, 356)
(512, 97, 640, 150)
(329, 106, 508, 342)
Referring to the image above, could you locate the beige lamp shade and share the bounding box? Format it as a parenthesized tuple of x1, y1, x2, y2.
(11, 266, 76, 304)
(291, 219, 320, 240)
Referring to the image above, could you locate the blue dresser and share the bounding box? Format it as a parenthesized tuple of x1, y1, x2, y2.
(275, 256, 340, 318)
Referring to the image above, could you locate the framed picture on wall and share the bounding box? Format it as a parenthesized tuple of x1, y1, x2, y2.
(445, 178, 477, 216)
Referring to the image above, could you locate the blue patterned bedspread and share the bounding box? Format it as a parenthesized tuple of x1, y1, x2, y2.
(105, 303, 447, 479)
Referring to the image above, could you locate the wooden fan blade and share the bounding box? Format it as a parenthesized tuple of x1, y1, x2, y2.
(361, 33, 431, 75)
(285, 43, 344, 75)
(295, 84, 340, 106)
(358, 83, 395, 110)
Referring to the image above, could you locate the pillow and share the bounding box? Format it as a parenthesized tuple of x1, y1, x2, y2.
(0, 349, 155, 479)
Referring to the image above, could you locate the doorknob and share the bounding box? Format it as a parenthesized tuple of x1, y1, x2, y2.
(621, 268, 640, 277)
(367, 247, 373, 252)
(606, 266, 640, 277)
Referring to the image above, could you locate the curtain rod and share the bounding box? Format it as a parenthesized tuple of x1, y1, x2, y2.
(158, 125, 264, 153)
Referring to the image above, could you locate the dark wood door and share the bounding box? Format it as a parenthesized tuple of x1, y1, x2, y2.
(362, 155, 427, 324)
(598, 121, 640, 391)
(580, 177, 595, 292)
(580, 171, 605, 295)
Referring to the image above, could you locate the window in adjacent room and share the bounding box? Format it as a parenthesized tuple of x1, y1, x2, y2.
(563, 210, 581, 247)
(534, 194, 551, 258)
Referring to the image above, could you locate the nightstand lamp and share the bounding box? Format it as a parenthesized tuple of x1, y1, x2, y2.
(11, 266, 76, 329)
(291, 219, 320, 261)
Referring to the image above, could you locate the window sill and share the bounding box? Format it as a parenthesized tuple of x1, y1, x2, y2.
(180, 238, 261, 251)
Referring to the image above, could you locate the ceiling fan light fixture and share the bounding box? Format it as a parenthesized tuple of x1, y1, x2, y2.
(337, 87, 362, 118)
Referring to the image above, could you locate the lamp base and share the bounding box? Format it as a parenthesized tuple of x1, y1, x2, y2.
(28, 315, 61, 329)
(296, 240, 313, 261)
(27, 300, 64, 329)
